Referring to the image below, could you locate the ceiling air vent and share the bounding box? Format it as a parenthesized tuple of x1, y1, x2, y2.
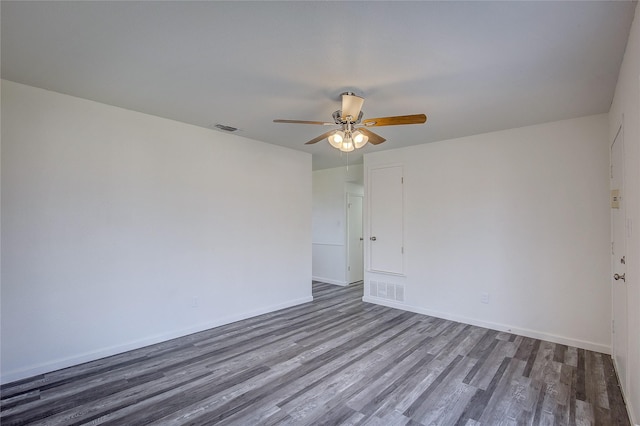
(213, 123, 239, 132)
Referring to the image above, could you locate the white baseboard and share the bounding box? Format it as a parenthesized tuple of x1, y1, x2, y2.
(312, 276, 348, 286)
(362, 296, 610, 355)
(0, 295, 313, 385)
(612, 358, 639, 426)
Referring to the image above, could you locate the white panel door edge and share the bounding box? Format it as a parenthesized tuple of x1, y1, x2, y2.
(611, 123, 628, 393)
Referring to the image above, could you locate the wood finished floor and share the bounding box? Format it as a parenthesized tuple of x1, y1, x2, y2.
(1, 282, 630, 426)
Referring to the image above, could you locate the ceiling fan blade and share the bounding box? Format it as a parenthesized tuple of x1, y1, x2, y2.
(305, 129, 338, 145)
(341, 93, 364, 121)
(274, 119, 335, 125)
(362, 114, 427, 127)
(358, 128, 386, 145)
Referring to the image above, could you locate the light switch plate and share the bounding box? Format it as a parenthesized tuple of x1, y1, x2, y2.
(611, 189, 620, 209)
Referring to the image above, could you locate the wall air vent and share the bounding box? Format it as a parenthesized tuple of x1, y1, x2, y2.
(370, 281, 405, 302)
(213, 124, 239, 132)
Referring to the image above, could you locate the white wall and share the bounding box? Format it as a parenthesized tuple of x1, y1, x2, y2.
(609, 4, 640, 424)
(364, 114, 611, 354)
(0, 80, 312, 383)
(312, 165, 363, 285)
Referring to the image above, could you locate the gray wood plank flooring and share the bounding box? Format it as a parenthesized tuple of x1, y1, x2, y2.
(1, 281, 631, 425)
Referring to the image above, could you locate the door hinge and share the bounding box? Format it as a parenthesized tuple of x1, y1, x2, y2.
(612, 319, 615, 334)
(348, 266, 351, 271)
(401, 246, 404, 254)
(401, 177, 404, 184)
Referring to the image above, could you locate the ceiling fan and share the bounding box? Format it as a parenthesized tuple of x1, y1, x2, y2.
(273, 92, 427, 152)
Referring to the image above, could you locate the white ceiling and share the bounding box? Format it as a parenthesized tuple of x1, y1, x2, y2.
(2, 1, 636, 170)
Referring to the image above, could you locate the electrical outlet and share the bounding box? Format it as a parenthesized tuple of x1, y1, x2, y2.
(481, 292, 490, 304)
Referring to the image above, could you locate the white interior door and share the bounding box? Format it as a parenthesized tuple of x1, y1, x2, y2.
(347, 194, 364, 283)
(611, 125, 627, 389)
(369, 165, 404, 274)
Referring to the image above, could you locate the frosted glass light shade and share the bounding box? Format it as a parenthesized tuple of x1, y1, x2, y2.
(340, 139, 355, 152)
(328, 130, 345, 148)
(352, 131, 369, 149)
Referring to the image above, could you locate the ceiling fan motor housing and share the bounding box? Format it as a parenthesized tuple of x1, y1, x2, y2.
(333, 110, 363, 125)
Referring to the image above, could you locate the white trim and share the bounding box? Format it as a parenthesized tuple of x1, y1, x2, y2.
(610, 121, 632, 421)
(312, 242, 344, 247)
(0, 295, 313, 385)
(367, 270, 406, 277)
(362, 296, 610, 355)
(613, 356, 638, 426)
(312, 276, 348, 286)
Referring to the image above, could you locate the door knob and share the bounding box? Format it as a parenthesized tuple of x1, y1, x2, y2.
(370, 236, 377, 241)
(614, 273, 626, 282)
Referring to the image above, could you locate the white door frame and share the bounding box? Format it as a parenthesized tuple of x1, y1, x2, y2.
(346, 193, 364, 284)
(610, 122, 628, 392)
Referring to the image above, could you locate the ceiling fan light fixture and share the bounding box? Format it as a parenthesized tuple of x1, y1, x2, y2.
(328, 130, 345, 148)
(339, 137, 355, 152)
(352, 131, 369, 149)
